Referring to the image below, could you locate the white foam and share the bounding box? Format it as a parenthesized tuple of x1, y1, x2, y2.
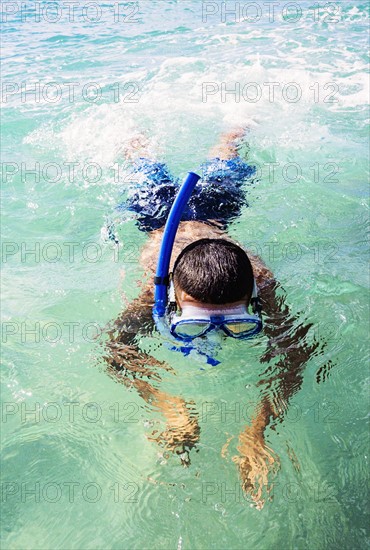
(22, 25, 368, 173)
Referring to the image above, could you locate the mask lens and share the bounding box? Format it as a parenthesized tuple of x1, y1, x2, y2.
(174, 321, 210, 339)
(224, 321, 259, 336)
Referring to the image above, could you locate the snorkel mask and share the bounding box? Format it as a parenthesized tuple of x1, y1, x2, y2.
(153, 171, 263, 364)
(168, 280, 262, 341)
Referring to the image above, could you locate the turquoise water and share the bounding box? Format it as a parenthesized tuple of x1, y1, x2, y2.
(1, 1, 369, 548)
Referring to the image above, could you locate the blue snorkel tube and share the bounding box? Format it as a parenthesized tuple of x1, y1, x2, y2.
(153, 171, 201, 318)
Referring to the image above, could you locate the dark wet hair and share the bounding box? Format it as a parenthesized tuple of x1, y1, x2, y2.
(173, 238, 254, 305)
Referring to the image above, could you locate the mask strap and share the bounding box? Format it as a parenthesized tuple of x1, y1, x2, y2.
(252, 279, 258, 298)
(168, 276, 177, 312)
(170, 277, 261, 314)
(250, 279, 262, 315)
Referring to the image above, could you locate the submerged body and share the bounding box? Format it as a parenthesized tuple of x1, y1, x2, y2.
(105, 129, 326, 509)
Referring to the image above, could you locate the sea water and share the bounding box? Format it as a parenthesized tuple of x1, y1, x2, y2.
(1, 1, 369, 549)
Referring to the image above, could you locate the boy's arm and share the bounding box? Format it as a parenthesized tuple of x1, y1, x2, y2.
(233, 279, 326, 507)
(105, 292, 200, 463)
(119, 377, 200, 465)
(105, 286, 173, 376)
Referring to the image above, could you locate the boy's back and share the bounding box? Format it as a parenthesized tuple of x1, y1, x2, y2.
(140, 220, 274, 295)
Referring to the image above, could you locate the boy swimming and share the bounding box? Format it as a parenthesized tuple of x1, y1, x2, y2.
(105, 129, 325, 508)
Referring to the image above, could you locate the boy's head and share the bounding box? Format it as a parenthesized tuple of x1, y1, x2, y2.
(173, 238, 254, 308)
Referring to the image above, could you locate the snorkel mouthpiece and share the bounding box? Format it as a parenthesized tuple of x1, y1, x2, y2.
(153, 171, 201, 317)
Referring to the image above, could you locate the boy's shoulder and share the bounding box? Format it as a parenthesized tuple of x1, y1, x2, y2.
(246, 252, 275, 287)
